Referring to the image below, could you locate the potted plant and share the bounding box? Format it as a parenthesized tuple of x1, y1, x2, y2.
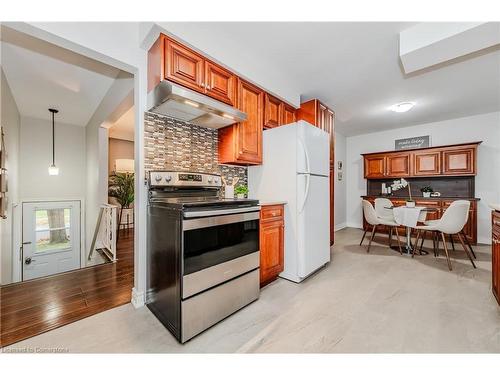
(108, 172, 135, 235)
(391, 178, 415, 207)
(420, 186, 433, 198)
(234, 184, 248, 199)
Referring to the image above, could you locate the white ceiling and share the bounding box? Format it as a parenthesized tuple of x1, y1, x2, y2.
(0, 28, 124, 127)
(165, 22, 500, 136)
(109, 106, 134, 142)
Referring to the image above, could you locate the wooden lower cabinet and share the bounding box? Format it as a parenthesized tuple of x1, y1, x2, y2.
(260, 204, 285, 287)
(362, 197, 478, 244)
(492, 211, 500, 305)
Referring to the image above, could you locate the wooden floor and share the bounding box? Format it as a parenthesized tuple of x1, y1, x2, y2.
(0, 229, 134, 347)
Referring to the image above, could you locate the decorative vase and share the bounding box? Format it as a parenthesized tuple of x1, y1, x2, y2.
(236, 193, 245, 199)
(225, 185, 234, 199)
(406, 201, 416, 208)
(423, 192, 431, 198)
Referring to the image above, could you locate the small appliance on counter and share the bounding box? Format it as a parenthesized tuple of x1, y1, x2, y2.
(146, 171, 260, 343)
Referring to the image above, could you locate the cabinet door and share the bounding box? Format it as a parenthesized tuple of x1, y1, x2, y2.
(492, 230, 500, 304)
(282, 103, 296, 125)
(260, 220, 284, 286)
(164, 39, 204, 92)
(386, 153, 411, 177)
(236, 79, 263, 163)
(364, 155, 386, 178)
(264, 94, 282, 129)
(442, 147, 475, 175)
(204, 61, 235, 105)
(413, 150, 441, 176)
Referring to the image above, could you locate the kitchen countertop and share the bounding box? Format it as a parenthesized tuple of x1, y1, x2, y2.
(361, 195, 480, 201)
(259, 201, 288, 206)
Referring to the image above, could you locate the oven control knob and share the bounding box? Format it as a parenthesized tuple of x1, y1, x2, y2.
(165, 175, 172, 183)
(214, 177, 219, 184)
(154, 175, 162, 182)
(208, 177, 213, 183)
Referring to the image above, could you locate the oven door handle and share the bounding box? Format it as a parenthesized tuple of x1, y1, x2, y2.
(183, 206, 260, 218)
(183, 211, 260, 231)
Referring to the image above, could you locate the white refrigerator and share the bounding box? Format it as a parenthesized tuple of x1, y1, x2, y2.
(248, 120, 330, 283)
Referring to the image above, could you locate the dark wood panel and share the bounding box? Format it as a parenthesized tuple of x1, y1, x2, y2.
(0, 230, 134, 347)
(366, 176, 475, 198)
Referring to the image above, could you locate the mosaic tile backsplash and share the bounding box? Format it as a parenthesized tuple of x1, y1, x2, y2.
(144, 112, 248, 194)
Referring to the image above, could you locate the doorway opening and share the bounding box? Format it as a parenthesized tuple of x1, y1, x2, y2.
(0, 25, 136, 347)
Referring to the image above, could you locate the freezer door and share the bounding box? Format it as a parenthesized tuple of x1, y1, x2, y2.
(297, 121, 329, 176)
(297, 173, 330, 278)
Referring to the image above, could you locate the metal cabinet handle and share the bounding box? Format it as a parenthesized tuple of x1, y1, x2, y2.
(25, 257, 34, 265)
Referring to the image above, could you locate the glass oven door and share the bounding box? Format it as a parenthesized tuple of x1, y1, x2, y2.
(182, 211, 259, 275)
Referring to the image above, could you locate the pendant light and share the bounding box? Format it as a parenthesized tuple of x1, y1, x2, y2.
(48, 108, 59, 176)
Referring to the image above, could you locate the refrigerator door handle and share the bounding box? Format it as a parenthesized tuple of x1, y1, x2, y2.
(299, 173, 310, 213)
(298, 138, 310, 174)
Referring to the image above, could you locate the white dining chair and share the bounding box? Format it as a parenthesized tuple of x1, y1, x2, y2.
(361, 200, 402, 254)
(374, 197, 394, 220)
(415, 200, 475, 270)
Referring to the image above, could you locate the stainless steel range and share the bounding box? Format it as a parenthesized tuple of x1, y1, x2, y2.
(146, 171, 260, 343)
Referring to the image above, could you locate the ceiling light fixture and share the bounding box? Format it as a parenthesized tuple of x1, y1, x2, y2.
(389, 102, 415, 113)
(48, 108, 59, 176)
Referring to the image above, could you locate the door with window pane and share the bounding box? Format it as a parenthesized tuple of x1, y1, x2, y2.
(22, 201, 80, 280)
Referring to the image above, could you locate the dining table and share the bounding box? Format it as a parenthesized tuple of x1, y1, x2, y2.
(385, 205, 439, 255)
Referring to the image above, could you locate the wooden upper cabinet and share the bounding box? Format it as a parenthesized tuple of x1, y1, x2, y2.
(362, 142, 480, 179)
(364, 154, 386, 178)
(442, 146, 475, 175)
(164, 38, 205, 93)
(413, 150, 441, 176)
(282, 103, 296, 125)
(264, 93, 282, 129)
(218, 79, 263, 165)
(204, 61, 236, 106)
(386, 153, 411, 177)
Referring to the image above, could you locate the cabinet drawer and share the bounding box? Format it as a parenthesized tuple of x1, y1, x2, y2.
(260, 205, 284, 222)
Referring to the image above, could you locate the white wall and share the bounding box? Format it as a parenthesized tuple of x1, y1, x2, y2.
(345, 112, 500, 244)
(334, 132, 347, 230)
(19, 116, 86, 200)
(109, 138, 134, 174)
(1, 69, 21, 284)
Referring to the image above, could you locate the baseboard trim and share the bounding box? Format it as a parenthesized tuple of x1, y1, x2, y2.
(131, 287, 145, 308)
(334, 223, 347, 231)
(346, 222, 363, 229)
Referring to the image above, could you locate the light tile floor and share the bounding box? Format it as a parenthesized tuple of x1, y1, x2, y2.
(4, 228, 500, 353)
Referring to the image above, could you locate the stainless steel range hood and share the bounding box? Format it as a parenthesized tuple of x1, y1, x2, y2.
(147, 81, 247, 129)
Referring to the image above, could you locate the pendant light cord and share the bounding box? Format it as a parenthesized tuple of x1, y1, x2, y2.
(52, 110, 55, 166)
(48, 108, 58, 167)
